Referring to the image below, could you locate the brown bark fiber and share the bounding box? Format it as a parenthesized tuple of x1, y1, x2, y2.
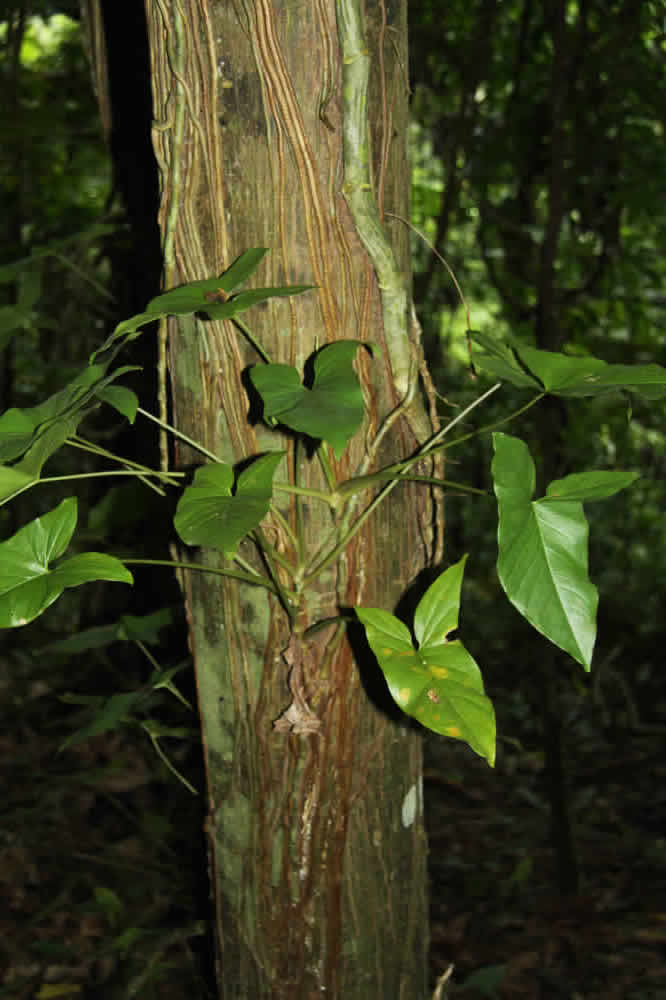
(144, 1, 438, 995)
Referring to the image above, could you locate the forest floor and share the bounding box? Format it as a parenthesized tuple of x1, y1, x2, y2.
(3, 648, 665, 1000)
(425, 730, 666, 999)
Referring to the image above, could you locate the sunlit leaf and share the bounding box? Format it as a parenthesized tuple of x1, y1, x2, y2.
(357, 557, 495, 764)
(0, 498, 132, 628)
(0, 464, 35, 502)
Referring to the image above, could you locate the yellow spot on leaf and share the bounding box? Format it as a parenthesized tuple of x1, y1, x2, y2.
(446, 726, 462, 738)
(430, 667, 448, 679)
(397, 687, 410, 705)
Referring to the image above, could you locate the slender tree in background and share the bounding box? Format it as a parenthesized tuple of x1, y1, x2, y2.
(93, 1, 441, 995)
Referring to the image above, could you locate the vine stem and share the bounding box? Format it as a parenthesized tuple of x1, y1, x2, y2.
(68, 435, 182, 491)
(304, 381, 528, 583)
(337, 382, 504, 497)
(232, 316, 272, 363)
(155, 0, 187, 473)
(137, 406, 223, 464)
(442, 391, 546, 452)
(335, 0, 413, 397)
(122, 557, 282, 594)
(39, 468, 184, 487)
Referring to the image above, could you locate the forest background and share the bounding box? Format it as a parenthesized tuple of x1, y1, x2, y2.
(1, 1, 664, 998)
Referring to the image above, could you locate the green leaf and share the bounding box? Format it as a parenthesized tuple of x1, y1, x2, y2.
(91, 311, 159, 361)
(39, 609, 174, 654)
(250, 341, 369, 458)
(0, 498, 133, 628)
(516, 342, 666, 398)
(146, 248, 270, 314)
(544, 469, 640, 503)
(146, 275, 239, 316)
(91, 250, 313, 360)
(202, 284, 315, 321)
(0, 363, 140, 469)
(0, 407, 41, 463)
(414, 553, 468, 646)
(214, 247, 269, 289)
(60, 691, 144, 748)
(356, 557, 496, 765)
(471, 331, 542, 389)
(143, 248, 314, 320)
(492, 433, 598, 668)
(96, 385, 139, 423)
(472, 331, 666, 399)
(0, 464, 36, 502)
(174, 452, 284, 557)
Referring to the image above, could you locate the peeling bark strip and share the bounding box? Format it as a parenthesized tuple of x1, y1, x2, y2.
(144, 1, 436, 995)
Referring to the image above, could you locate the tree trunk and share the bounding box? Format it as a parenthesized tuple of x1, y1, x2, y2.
(143, 1, 439, 995)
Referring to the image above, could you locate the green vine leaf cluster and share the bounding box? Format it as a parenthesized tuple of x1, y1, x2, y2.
(1, 247, 664, 765)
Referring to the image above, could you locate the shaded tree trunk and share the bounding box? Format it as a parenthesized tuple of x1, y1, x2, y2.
(142, 1, 440, 995)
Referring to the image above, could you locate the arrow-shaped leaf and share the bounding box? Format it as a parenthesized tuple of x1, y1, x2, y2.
(473, 331, 666, 399)
(492, 432, 599, 668)
(544, 469, 639, 503)
(0, 498, 132, 628)
(145, 248, 270, 314)
(202, 284, 315, 321)
(471, 331, 542, 389)
(174, 452, 284, 557)
(516, 343, 666, 398)
(357, 557, 496, 765)
(91, 249, 314, 360)
(250, 341, 369, 459)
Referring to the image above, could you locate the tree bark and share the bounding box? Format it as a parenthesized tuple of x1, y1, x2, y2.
(143, 1, 439, 995)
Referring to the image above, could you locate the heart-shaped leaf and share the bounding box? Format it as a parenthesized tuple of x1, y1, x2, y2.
(0, 498, 132, 628)
(356, 556, 496, 765)
(492, 432, 599, 668)
(174, 452, 284, 557)
(250, 341, 369, 458)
